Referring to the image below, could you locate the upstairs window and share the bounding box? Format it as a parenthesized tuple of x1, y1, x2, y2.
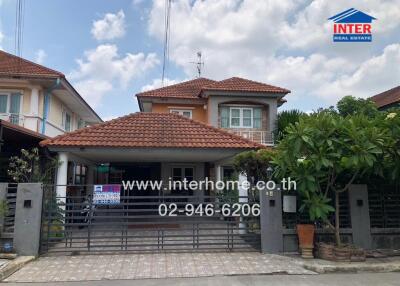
(62, 109, 72, 132)
(0, 92, 22, 124)
(220, 106, 262, 128)
(170, 109, 192, 119)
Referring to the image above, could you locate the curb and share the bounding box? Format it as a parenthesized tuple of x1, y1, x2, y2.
(301, 261, 400, 274)
(0, 256, 35, 281)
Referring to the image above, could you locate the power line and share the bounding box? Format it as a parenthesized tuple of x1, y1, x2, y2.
(14, 0, 25, 58)
(161, 0, 172, 86)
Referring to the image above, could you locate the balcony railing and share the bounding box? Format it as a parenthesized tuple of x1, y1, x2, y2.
(0, 113, 24, 126)
(228, 130, 274, 146)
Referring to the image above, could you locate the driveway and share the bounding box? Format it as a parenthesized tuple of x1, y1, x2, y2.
(5, 253, 314, 283)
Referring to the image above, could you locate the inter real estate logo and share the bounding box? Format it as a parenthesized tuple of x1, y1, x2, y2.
(328, 8, 376, 42)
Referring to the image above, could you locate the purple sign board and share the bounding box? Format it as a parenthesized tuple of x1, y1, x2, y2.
(93, 184, 121, 205)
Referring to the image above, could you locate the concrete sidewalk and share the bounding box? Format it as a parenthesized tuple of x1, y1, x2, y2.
(3, 273, 400, 286)
(4, 253, 315, 283)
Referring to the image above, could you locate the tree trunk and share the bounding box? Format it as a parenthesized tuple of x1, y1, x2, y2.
(335, 190, 341, 247)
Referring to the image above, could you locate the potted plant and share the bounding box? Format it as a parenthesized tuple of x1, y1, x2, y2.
(296, 223, 315, 258)
(273, 112, 390, 260)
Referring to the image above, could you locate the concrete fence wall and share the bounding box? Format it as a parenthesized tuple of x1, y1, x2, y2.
(2, 182, 399, 256)
(260, 184, 377, 253)
(13, 183, 43, 256)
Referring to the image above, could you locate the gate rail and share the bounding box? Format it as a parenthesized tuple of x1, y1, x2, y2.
(40, 184, 261, 254)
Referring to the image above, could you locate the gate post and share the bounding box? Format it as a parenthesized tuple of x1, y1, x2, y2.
(348, 184, 372, 249)
(0, 183, 7, 232)
(260, 187, 283, 253)
(13, 183, 43, 256)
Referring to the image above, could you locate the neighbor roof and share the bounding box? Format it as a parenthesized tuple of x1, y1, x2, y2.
(0, 50, 64, 78)
(136, 77, 290, 99)
(0, 119, 48, 140)
(370, 86, 400, 108)
(40, 112, 263, 149)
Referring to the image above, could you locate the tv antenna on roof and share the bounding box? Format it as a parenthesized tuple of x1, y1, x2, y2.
(190, 51, 204, 78)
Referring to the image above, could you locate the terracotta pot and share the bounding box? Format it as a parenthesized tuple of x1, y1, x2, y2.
(296, 224, 315, 248)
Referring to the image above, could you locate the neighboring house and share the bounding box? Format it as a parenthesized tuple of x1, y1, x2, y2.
(0, 50, 102, 181)
(137, 77, 290, 145)
(370, 86, 400, 110)
(0, 50, 102, 137)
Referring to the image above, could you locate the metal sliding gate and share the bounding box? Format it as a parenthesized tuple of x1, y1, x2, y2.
(40, 185, 261, 254)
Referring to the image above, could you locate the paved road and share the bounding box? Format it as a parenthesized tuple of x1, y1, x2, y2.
(2, 273, 400, 286)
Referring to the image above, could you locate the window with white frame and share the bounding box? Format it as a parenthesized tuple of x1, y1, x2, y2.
(62, 108, 72, 132)
(220, 106, 262, 129)
(0, 92, 22, 124)
(170, 109, 192, 119)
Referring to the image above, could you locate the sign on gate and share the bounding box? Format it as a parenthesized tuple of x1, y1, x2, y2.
(93, 184, 121, 205)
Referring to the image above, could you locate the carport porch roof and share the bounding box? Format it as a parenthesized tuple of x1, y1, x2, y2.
(40, 112, 263, 163)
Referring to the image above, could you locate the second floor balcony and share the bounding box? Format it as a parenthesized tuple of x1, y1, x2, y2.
(228, 130, 274, 146)
(0, 113, 24, 126)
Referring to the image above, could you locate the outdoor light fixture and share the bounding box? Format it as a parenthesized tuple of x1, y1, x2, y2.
(266, 166, 274, 179)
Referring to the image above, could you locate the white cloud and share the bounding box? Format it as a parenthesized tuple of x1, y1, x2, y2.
(141, 78, 181, 92)
(316, 44, 400, 103)
(147, 0, 400, 109)
(70, 44, 159, 107)
(91, 10, 126, 41)
(34, 49, 47, 64)
(102, 114, 120, 121)
(74, 80, 113, 109)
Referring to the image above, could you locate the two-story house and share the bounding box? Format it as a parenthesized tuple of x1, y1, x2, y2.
(137, 77, 289, 145)
(0, 50, 102, 136)
(0, 50, 102, 181)
(39, 77, 290, 253)
(41, 77, 290, 197)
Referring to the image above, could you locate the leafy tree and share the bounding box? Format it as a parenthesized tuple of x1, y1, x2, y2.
(233, 149, 275, 181)
(276, 110, 305, 141)
(337, 96, 378, 117)
(8, 148, 59, 183)
(376, 111, 400, 180)
(273, 112, 387, 246)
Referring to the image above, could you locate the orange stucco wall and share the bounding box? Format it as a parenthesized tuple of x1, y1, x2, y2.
(152, 103, 208, 123)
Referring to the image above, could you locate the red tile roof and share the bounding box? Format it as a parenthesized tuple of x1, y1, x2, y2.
(201, 77, 290, 94)
(370, 86, 400, 108)
(0, 50, 64, 78)
(40, 112, 263, 149)
(136, 77, 290, 99)
(0, 119, 48, 140)
(137, 78, 217, 99)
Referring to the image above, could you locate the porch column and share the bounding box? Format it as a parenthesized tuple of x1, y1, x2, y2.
(238, 172, 248, 234)
(30, 87, 39, 116)
(56, 152, 68, 203)
(87, 165, 95, 185)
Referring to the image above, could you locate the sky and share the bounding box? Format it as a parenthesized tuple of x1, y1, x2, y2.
(0, 0, 399, 120)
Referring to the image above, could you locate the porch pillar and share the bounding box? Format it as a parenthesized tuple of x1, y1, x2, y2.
(87, 165, 95, 185)
(238, 172, 248, 234)
(56, 152, 68, 203)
